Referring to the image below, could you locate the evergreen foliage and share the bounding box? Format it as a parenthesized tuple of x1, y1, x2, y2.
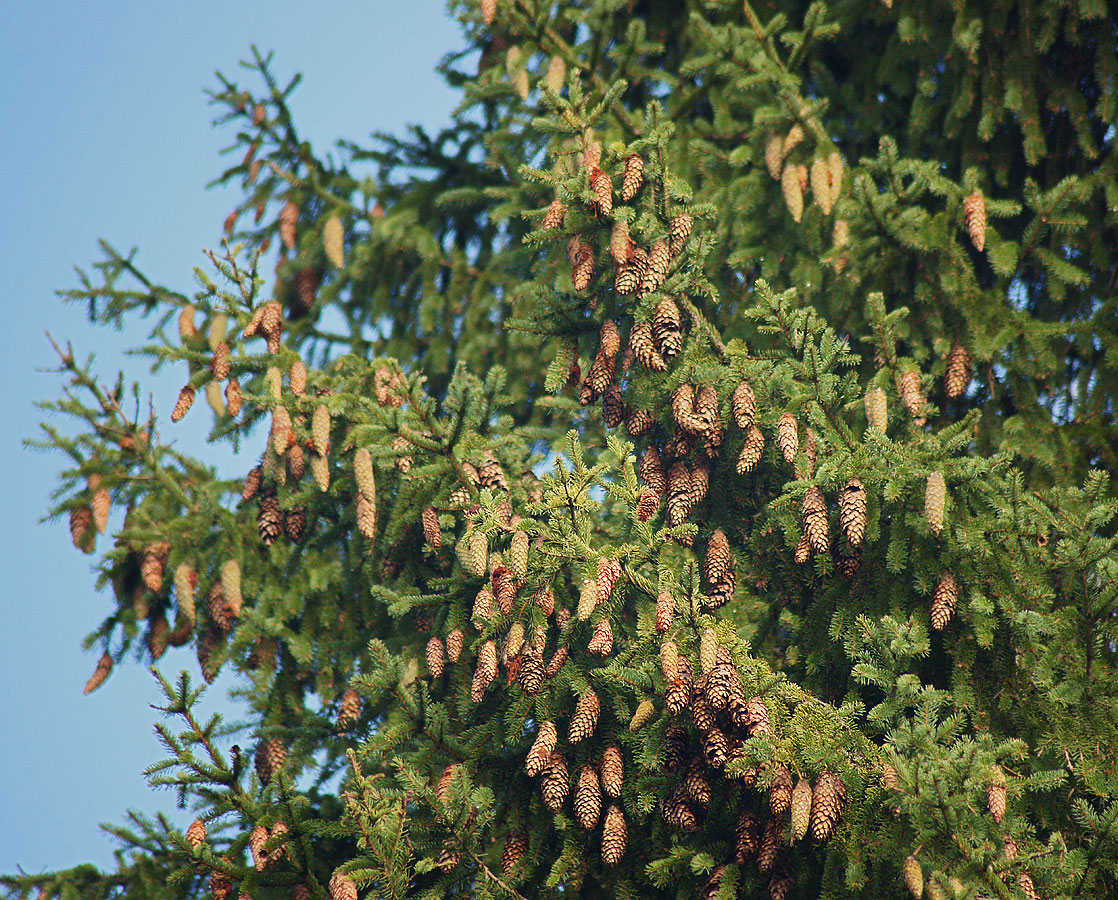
(10, 2, 1118, 899)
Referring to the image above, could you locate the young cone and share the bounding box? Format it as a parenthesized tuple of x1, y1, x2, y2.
(903, 855, 924, 898)
(925, 471, 946, 537)
(790, 778, 812, 841)
(900, 369, 925, 423)
(865, 388, 888, 432)
(629, 699, 655, 731)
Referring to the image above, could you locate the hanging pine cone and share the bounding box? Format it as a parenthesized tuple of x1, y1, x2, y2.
(545, 645, 568, 677)
(629, 699, 655, 732)
(609, 220, 630, 267)
(665, 659, 693, 716)
(601, 746, 624, 798)
(186, 817, 207, 849)
(690, 691, 716, 733)
(287, 443, 306, 482)
(519, 643, 545, 695)
(171, 384, 195, 422)
(589, 167, 613, 217)
(668, 213, 693, 256)
(426, 636, 445, 678)
(781, 162, 804, 222)
(731, 381, 757, 429)
(615, 262, 639, 295)
(640, 446, 667, 494)
(569, 689, 600, 743)
(757, 817, 783, 873)
(574, 765, 603, 830)
(140, 541, 169, 592)
(733, 809, 763, 863)
(655, 590, 674, 633)
(587, 618, 614, 656)
(660, 639, 680, 682)
(652, 297, 683, 357)
(865, 388, 887, 432)
(704, 529, 733, 586)
(769, 764, 794, 815)
(764, 134, 785, 180)
(666, 462, 693, 526)
(838, 478, 867, 547)
(601, 383, 624, 427)
(963, 190, 986, 252)
(621, 153, 644, 201)
(436, 845, 460, 873)
(441, 629, 463, 665)
(1018, 873, 1039, 900)
(601, 804, 627, 864)
(278, 200, 299, 250)
(793, 532, 810, 564)
(624, 406, 651, 437)
(900, 369, 925, 423)
(746, 696, 774, 736)
(777, 413, 798, 466)
(945, 343, 972, 399)
(662, 726, 689, 772)
(336, 688, 361, 733)
(255, 737, 286, 786)
(83, 652, 113, 694)
(925, 471, 946, 537)
(810, 156, 833, 215)
(471, 640, 498, 702)
(643, 240, 671, 294)
(207, 582, 236, 631)
(809, 769, 846, 841)
(930, 571, 958, 630)
(987, 765, 1007, 823)
(802, 486, 830, 555)
(768, 854, 793, 900)
(682, 759, 712, 809)
(903, 855, 923, 898)
(541, 751, 570, 811)
(541, 198, 566, 230)
(737, 424, 765, 474)
(534, 586, 555, 616)
(355, 491, 377, 540)
(501, 829, 527, 875)
(526, 721, 558, 776)
(661, 790, 699, 832)
(636, 487, 660, 521)
(630, 320, 667, 371)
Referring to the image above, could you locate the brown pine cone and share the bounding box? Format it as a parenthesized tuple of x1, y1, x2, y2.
(337, 688, 361, 732)
(601, 745, 624, 798)
(185, 817, 207, 849)
(809, 769, 846, 842)
(987, 765, 1007, 824)
(526, 721, 558, 776)
(652, 297, 683, 358)
(668, 213, 693, 256)
(568, 689, 600, 743)
(945, 343, 972, 399)
(640, 446, 667, 493)
(629, 319, 667, 371)
(621, 153, 644, 201)
(501, 829, 528, 875)
(900, 369, 925, 423)
(930, 571, 958, 630)
(541, 752, 570, 811)
(802, 485, 830, 555)
(746, 696, 775, 736)
(902, 855, 923, 898)
(838, 478, 867, 547)
(769, 764, 794, 815)
(705, 529, 733, 586)
(757, 816, 783, 873)
(655, 590, 674, 633)
(255, 737, 286, 786)
(574, 764, 603, 830)
(963, 190, 986, 252)
(426, 636, 445, 678)
(737, 425, 765, 474)
(733, 809, 762, 863)
(731, 381, 757, 429)
(601, 803, 627, 864)
(541, 198, 566, 230)
(925, 471, 946, 537)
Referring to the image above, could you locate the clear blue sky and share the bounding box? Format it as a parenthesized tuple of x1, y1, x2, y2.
(0, 2, 459, 874)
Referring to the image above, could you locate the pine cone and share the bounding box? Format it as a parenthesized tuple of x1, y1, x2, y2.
(311, 404, 330, 456)
(185, 817, 206, 849)
(436, 845, 460, 873)
(255, 737, 286, 786)
(640, 446, 667, 493)
(526, 721, 558, 776)
(534, 587, 555, 617)
(746, 696, 774, 736)
(337, 688, 361, 732)
(545, 645, 568, 677)
(210, 869, 233, 900)
(667, 213, 694, 257)
(661, 790, 699, 832)
(757, 817, 783, 873)
(734, 810, 763, 863)
(809, 769, 846, 841)
(141, 542, 170, 593)
(621, 153, 644, 201)
(643, 240, 671, 294)
(625, 405, 652, 436)
(777, 413, 798, 465)
(465, 531, 489, 578)
(930, 571, 958, 630)
(737, 424, 765, 474)
(471, 640, 498, 702)
(541, 198, 566, 230)
(83, 652, 113, 694)
(764, 134, 784, 179)
(426, 636, 445, 678)
(732, 381, 757, 429)
(793, 532, 810, 564)
(569, 689, 600, 743)
(518, 643, 544, 695)
(925, 471, 946, 537)
(781, 162, 804, 222)
(601, 745, 624, 798)
(171, 384, 195, 422)
(652, 297, 683, 358)
(629, 699, 655, 732)
(666, 462, 693, 526)
(865, 388, 888, 432)
(609, 220, 630, 266)
(662, 726, 689, 772)
(945, 343, 972, 399)
(900, 369, 925, 423)
(768, 854, 793, 900)
(501, 829, 527, 875)
(835, 478, 868, 547)
(279, 200, 299, 251)
(574, 765, 603, 830)
(207, 582, 237, 632)
(802, 486, 830, 555)
(598, 803, 627, 865)
(683, 760, 712, 808)
(665, 659, 693, 716)
(987, 765, 1007, 823)
(636, 487, 660, 521)
(963, 190, 986, 252)
(655, 590, 674, 633)
(630, 319, 667, 371)
(356, 491, 377, 539)
(903, 855, 923, 898)
(769, 764, 794, 815)
(660, 639, 680, 682)
(810, 156, 834, 215)
(541, 752, 570, 811)
(589, 167, 613, 217)
(1018, 873, 1039, 900)
(587, 618, 614, 656)
(705, 529, 733, 586)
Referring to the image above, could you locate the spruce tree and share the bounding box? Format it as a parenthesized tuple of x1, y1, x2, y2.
(11, 2, 1118, 899)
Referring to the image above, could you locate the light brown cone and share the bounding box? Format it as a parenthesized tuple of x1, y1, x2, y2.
(865, 388, 888, 432)
(1018, 873, 1039, 900)
(931, 571, 958, 630)
(328, 873, 357, 900)
(574, 765, 602, 830)
(426, 636, 445, 678)
(811, 157, 834, 215)
(764, 134, 784, 179)
(945, 344, 972, 399)
(323, 216, 345, 269)
(668, 212, 693, 255)
(588, 618, 614, 656)
(255, 737, 286, 786)
(802, 486, 830, 555)
(601, 745, 624, 798)
(356, 491, 377, 539)
(186, 817, 206, 849)
(279, 201, 299, 251)
(445, 628, 464, 663)
(732, 381, 757, 429)
(541, 752, 569, 811)
(963, 190, 986, 252)
(310, 452, 330, 492)
(699, 628, 718, 675)
(757, 817, 783, 873)
(652, 297, 683, 358)
(987, 765, 1007, 823)
(83, 652, 113, 694)
(621, 153, 644, 201)
(69, 506, 94, 553)
(746, 696, 774, 736)
(925, 471, 946, 537)
(660, 639, 680, 682)
(655, 590, 674, 633)
(769, 764, 794, 815)
(777, 412, 798, 465)
(781, 162, 804, 222)
(569, 689, 600, 743)
(903, 855, 923, 898)
(541, 198, 565, 230)
(590, 167, 612, 217)
(141, 542, 170, 593)
(630, 319, 667, 371)
(601, 804, 627, 864)
(526, 721, 558, 776)
(705, 529, 733, 586)
(337, 688, 361, 732)
(900, 369, 925, 423)
(666, 462, 692, 526)
(311, 404, 330, 456)
(839, 478, 867, 547)
(809, 769, 846, 842)
(738, 424, 765, 474)
(172, 384, 195, 422)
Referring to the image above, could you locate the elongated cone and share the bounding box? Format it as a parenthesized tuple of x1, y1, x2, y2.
(640, 446, 667, 494)
(809, 769, 846, 841)
(903, 855, 923, 898)
(963, 190, 986, 252)
(945, 343, 972, 399)
(255, 737, 286, 786)
(178, 304, 197, 340)
(636, 487, 659, 521)
(732, 381, 757, 429)
(1018, 873, 1039, 900)
(220, 560, 242, 618)
(738, 424, 765, 474)
(172, 385, 195, 422)
(500, 829, 527, 876)
(526, 721, 558, 776)
(630, 320, 667, 371)
(655, 590, 674, 633)
(652, 297, 682, 358)
(337, 688, 361, 732)
(310, 452, 330, 492)
(781, 163, 804, 222)
(323, 216, 345, 268)
(588, 618, 614, 656)
(769, 764, 794, 815)
(279, 200, 298, 251)
(629, 699, 655, 731)
(987, 765, 1007, 823)
(900, 369, 925, 424)
(354, 448, 376, 501)
(356, 491, 376, 539)
(141, 542, 170, 592)
(839, 478, 867, 547)
(577, 578, 598, 620)
(699, 628, 718, 675)
(747, 696, 774, 736)
(466, 531, 488, 577)
(83, 652, 113, 694)
(764, 134, 784, 179)
(790, 778, 812, 841)
(811, 157, 834, 215)
(422, 506, 441, 548)
(777, 413, 798, 465)
(660, 639, 680, 682)
(574, 765, 603, 830)
(827, 152, 844, 208)
(865, 388, 887, 432)
(931, 571, 958, 630)
(572, 244, 594, 290)
(768, 854, 793, 900)
(311, 404, 330, 455)
(481, 0, 497, 25)
(88, 483, 110, 535)
(925, 471, 946, 537)
(471, 640, 498, 702)
(705, 530, 732, 586)
(541, 198, 565, 229)
(621, 153, 644, 201)
(757, 817, 782, 873)
(590, 167, 612, 216)
(426, 636, 445, 678)
(224, 377, 242, 416)
(601, 745, 624, 798)
(569, 689, 600, 743)
(602, 804, 627, 864)
(802, 486, 830, 555)
(541, 752, 569, 811)
(609, 219, 630, 267)
(446, 628, 464, 662)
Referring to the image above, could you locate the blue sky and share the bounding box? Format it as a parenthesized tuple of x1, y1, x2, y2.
(0, 2, 460, 874)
